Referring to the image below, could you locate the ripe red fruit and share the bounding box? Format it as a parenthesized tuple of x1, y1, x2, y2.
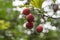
(26, 14, 34, 22)
(36, 25, 43, 33)
(26, 22, 33, 29)
(22, 8, 30, 15)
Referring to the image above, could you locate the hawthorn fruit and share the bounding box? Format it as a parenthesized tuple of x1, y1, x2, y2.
(22, 8, 30, 15)
(36, 25, 43, 33)
(26, 14, 34, 22)
(26, 22, 33, 29)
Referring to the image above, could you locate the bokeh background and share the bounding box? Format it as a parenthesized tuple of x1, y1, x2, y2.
(0, 0, 60, 40)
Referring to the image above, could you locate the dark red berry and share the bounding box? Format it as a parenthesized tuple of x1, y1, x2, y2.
(22, 8, 30, 15)
(26, 14, 34, 22)
(36, 25, 43, 33)
(26, 22, 33, 29)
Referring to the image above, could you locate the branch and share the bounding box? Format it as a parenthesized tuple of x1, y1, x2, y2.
(43, 14, 60, 19)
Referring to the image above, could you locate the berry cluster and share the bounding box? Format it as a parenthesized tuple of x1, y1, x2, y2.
(22, 8, 34, 29)
(22, 8, 43, 33)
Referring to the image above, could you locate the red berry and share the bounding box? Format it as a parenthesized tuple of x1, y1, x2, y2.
(26, 14, 34, 22)
(22, 8, 30, 15)
(26, 22, 33, 29)
(36, 25, 43, 33)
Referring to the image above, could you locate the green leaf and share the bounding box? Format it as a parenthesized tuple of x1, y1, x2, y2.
(0, 9, 6, 19)
(30, 0, 44, 9)
(53, 0, 56, 2)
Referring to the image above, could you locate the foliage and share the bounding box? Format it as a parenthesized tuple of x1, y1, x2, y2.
(0, 0, 60, 40)
(30, 0, 44, 8)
